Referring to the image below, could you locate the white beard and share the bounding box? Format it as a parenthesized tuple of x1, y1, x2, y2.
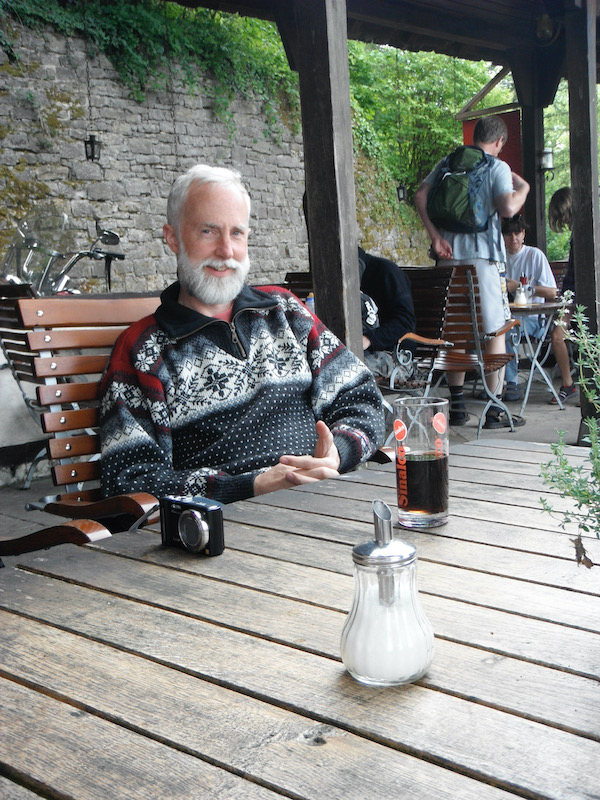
(177, 249, 250, 306)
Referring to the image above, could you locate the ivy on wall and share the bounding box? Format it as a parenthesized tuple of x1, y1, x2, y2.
(0, 0, 300, 139)
(0, 0, 523, 262)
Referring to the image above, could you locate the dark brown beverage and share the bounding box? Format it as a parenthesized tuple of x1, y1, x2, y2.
(396, 452, 448, 525)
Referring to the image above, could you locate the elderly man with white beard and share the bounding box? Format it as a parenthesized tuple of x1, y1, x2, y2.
(99, 164, 384, 504)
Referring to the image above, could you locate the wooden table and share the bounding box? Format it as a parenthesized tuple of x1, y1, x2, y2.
(509, 300, 570, 413)
(1, 439, 598, 799)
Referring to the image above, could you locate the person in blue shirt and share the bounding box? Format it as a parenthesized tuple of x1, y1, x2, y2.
(415, 115, 530, 429)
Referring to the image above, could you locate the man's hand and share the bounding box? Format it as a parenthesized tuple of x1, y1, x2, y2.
(431, 234, 453, 260)
(253, 420, 340, 496)
(415, 182, 453, 261)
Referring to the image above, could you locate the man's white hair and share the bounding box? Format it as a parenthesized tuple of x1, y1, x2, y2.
(166, 164, 251, 232)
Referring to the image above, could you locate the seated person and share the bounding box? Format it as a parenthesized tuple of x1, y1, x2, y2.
(100, 164, 384, 505)
(359, 248, 416, 382)
(548, 187, 577, 404)
(502, 214, 557, 401)
(358, 247, 416, 353)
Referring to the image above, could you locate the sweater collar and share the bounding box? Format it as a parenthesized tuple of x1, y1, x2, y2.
(155, 281, 277, 339)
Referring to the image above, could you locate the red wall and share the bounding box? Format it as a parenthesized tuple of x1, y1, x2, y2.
(462, 110, 522, 175)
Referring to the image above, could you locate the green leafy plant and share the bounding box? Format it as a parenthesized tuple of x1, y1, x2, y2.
(540, 299, 600, 567)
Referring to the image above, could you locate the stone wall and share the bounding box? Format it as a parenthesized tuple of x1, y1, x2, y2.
(0, 23, 429, 289)
(0, 24, 309, 293)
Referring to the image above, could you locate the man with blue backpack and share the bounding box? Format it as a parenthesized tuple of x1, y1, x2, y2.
(415, 115, 530, 428)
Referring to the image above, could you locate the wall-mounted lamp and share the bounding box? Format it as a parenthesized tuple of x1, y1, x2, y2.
(539, 148, 554, 180)
(396, 184, 407, 203)
(84, 134, 101, 162)
(536, 14, 554, 42)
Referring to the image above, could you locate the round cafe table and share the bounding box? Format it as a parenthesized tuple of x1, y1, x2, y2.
(509, 299, 572, 415)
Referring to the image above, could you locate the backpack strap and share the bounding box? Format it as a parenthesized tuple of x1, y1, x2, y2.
(469, 151, 499, 259)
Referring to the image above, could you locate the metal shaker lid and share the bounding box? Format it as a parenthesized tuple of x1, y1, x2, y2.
(352, 499, 417, 566)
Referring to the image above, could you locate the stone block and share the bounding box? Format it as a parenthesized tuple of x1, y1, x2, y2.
(87, 183, 115, 202)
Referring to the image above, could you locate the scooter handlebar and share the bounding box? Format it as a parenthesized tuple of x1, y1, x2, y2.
(89, 248, 125, 261)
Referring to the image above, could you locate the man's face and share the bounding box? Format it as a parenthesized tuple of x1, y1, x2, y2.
(503, 228, 526, 255)
(164, 182, 250, 305)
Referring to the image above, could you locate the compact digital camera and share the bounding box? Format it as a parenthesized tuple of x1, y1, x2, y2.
(159, 495, 225, 556)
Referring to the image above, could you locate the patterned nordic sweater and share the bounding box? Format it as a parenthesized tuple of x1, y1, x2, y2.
(99, 282, 385, 504)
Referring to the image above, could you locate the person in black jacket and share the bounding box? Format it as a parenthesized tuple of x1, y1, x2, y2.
(358, 247, 416, 353)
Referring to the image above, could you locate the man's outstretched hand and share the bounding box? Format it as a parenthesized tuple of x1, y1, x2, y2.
(431, 233, 453, 260)
(253, 420, 340, 496)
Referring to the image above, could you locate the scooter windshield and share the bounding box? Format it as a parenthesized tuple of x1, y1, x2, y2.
(0, 207, 76, 294)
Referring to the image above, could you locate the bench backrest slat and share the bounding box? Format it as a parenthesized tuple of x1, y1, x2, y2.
(0, 290, 161, 498)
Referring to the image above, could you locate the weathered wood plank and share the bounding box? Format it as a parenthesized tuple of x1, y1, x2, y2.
(245, 480, 588, 539)
(90, 523, 600, 628)
(298, 472, 579, 519)
(9, 543, 600, 690)
(0, 776, 45, 800)
(221, 494, 600, 569)
(0, 613, 523, 800)
(0, 569, 597, 800)
(451, 439, 584, 459)
(0, 676, 280, 800)
(221, 494, 596, 559)
(450, 454, 559, 479)
(225, 525, 600, 623)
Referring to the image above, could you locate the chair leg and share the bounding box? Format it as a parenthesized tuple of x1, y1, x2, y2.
(21, 446, 48, 491)
(475, 375, 515, 438)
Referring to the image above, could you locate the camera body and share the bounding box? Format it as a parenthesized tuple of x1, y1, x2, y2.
(160, 495, 225, 556)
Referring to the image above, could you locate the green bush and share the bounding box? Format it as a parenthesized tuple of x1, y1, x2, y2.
(541, 302, 600, 567)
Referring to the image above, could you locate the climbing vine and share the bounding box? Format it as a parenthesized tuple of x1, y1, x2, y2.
(0, 0, 527, 240)
(0, 0, 300, 139)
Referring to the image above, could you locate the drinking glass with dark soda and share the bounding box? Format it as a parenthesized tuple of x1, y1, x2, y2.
(393, 397, 449, 528)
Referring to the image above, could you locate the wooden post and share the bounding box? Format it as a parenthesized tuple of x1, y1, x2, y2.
(565, 0, 600, 440)
(510, 42, 562, 251)
(510, 50, 542, 246)
(277, 0, 363, 355)
(520, 103, 546, 251)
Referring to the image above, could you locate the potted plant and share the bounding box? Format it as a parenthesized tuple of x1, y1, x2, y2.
(540, 299, 600, 568)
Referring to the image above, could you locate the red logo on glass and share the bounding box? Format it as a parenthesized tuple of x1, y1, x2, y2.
(394, 419, 407, 441)
(432, 412, 447, 435)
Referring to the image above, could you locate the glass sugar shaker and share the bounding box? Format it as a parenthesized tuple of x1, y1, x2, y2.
(340, 499, 434, 686)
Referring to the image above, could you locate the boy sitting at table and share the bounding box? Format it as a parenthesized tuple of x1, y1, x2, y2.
(502, 214, 557, 401)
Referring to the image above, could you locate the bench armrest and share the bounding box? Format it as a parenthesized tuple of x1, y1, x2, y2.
(42, 492, 159, 523)
(483, 318, 521, 340)
(398, 332, 454, 348)
(0, 519, 111, 556)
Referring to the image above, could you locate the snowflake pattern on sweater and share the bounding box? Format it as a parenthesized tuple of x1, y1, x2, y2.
(100, 283, 384, 504)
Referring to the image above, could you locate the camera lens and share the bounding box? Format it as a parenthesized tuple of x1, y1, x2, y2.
(177, 509, 210, 552)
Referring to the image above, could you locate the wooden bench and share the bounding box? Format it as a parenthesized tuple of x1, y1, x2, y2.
(0, 290, 162, 555)
(279, 264, 455, 394)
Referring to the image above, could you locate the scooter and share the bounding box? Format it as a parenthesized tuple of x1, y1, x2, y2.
(0, 205, 125, 295)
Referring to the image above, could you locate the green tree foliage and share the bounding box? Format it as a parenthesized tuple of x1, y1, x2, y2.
(544, 80, 572, 260)
(348, 43, 514, 197)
